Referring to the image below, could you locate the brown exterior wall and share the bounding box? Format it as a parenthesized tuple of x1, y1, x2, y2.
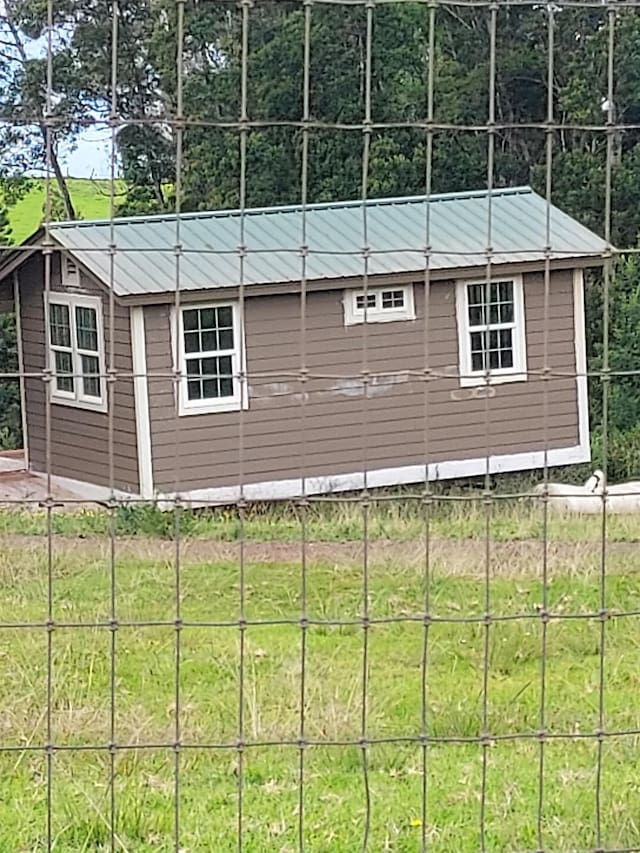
(145, 269, 580, 493)
(19, 254, 138, 491)
(0, 279, 13, 313)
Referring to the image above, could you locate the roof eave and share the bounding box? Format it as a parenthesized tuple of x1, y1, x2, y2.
(117, 252, 610, 304)
(0, 227, 45, 284)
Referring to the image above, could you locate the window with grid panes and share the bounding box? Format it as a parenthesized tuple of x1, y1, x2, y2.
(179, 304, 243, 413)
(456, 276, 527, 386)
(47, 295, 105, 409)
(345, 284, 415, 324)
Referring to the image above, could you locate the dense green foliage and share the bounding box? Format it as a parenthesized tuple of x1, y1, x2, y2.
(1, 2, 640, 472)
(0, 313, 20, 450)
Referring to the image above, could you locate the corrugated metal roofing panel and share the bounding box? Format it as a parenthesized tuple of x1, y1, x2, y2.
(46, 186, 609, 298)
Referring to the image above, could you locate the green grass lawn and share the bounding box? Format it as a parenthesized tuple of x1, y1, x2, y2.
(6, 178, 124, 243)
(1, 506, 640, 851)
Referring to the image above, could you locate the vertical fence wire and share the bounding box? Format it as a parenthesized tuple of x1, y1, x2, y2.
(596, 7, 616, 848)
(107, 3, 119, 850)
(43, 0, 54, 847)
(479, 6, 498, 851)
(173, 3, 187, 850)
(3, 1, 639, 851)
(420, 5, 436, 850)
(298, 3, 312, 850)
(359, 4, 374, 849)
(237, 3, 251, 850)
(536, 5, 555, 848)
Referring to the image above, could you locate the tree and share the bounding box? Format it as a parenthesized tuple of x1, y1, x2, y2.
(0, 0, 76, 218)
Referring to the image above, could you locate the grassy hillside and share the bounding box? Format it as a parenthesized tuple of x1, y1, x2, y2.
(5, 178, 124, 243)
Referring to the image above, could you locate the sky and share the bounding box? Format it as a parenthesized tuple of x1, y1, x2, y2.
(19, 20, 115, 178)
(59, 125, 115, 179)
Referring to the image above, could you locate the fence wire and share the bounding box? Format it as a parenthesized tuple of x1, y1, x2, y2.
(0, 0, 638, 851)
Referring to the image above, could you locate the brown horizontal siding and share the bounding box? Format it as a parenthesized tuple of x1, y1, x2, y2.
(152, 425, 579, 480)
(145, 268, 581, 492)
(0, 281, 14, 314)
(149, 383, 578, 445)
(20, 253, 139, 492)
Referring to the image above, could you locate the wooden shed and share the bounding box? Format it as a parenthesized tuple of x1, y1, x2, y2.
(0, 186, 608, 503)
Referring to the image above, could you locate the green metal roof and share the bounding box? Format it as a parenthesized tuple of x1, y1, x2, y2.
(42, 186, 608, 298)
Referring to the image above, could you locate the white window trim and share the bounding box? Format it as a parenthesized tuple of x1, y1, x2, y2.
(45, 292, 107, 413)
(175, 301, 248, 416)
(455, 274, 528, 387)
(343, 284, 416, 325)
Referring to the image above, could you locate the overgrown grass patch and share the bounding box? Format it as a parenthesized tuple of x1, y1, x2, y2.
(1, 491, 640, 543)
(1, 540, 640, 850)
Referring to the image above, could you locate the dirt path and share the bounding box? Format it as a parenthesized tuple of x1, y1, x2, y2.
(1, 534, 637, 576)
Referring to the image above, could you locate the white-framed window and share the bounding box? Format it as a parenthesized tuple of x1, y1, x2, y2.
(343, 284, 415, 325)
(455, 275, 527, 387)
(177, 302, 246, 415)
(46, 293, 107, 411)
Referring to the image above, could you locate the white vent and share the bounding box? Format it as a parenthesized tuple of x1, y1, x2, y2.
(62, 256, 80, 287)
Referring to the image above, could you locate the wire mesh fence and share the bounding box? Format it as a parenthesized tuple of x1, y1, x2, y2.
(0, 0, 639, 850)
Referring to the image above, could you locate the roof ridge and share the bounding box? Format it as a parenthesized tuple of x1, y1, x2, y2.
(49, 185, 535, 230)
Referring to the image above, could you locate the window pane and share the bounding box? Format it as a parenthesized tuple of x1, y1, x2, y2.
(381, 289, 404, 309)
(201, 357, 218, 379)
(498, 281, 513, 302)
(217, 306, 233, 327)
(201, 308, 216, 328)
(468, 305, 484, 326)
(54, 350, 74, 393)
(467, 284, 484, 307)
(470, 331, 486, 372)
(201, 331, 217, 351)
(81, 354, 101, 398)
(471, 350, 485, 372)
(183, 309, 199, 331)
(75, 307, 98, 352)
(488, 303, 501, 324)
(184, 331, 200, 354)
(202, 378, 218, 398)
(218, 328, 234, 350)
(219, 375, 233, 397)
(497, 302, 514, 324)
(187, 380, 202, 400)
(218, 355, 233, 374)
(50, 304, 71, 348)
(499, 329, 513, 349)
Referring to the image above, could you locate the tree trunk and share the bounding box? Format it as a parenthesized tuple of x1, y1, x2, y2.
(3, 2, 77, 220)
(46, 142, 76, 220)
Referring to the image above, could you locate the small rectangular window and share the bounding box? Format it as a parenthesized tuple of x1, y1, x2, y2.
(381, 289, 405, 309)
(344, 284, 415, 325)
(355, 292, 377, 311)
(47, 294, 106, 410)
(178, 303, 245, 415)
(456, 276, 527, 386)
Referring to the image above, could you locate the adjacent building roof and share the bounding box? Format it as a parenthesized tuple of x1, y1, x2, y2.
(9, 186, 610, 298)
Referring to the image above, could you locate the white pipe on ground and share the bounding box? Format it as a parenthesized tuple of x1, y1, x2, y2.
(534, 469, 640, 514)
